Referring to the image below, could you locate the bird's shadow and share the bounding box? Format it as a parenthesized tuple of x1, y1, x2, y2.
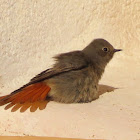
(98, 84, 118, 95)
(2, 84, 117, 112)
(3, 101, 49, 113)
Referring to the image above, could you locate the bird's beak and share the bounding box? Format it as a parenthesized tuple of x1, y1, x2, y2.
(114, 49, 122, 52)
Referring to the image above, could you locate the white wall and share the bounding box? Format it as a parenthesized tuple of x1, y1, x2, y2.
(0, 0, 139, 93)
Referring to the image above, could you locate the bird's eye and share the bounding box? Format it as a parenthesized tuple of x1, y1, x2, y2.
(102, 47, 109, 52)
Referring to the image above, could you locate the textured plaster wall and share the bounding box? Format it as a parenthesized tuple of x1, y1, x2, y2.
(0, 0, 140, 140)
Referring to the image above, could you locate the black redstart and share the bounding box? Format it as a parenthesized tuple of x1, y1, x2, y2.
(0, 38, 122, 105)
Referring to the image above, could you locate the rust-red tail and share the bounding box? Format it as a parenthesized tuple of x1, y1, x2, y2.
(0, 82, 51, 106)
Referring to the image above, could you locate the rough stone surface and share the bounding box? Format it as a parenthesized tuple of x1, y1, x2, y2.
(0, 0, 140, 140)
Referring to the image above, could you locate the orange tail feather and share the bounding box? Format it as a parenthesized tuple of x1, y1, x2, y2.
(0, 82, 51, 106)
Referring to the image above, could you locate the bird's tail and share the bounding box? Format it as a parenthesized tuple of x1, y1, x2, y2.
(0, 82, 51, 106)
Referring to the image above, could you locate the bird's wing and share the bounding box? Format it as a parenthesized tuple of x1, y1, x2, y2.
(0, 51, 88, 106)
(29, 51, 89, 84)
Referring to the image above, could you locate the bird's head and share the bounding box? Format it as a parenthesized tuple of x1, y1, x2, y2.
(83, 38, 122, 67)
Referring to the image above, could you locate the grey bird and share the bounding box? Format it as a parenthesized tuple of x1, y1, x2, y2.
(0, 38, 122, 106)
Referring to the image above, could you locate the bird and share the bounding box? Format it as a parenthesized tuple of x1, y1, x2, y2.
(0, 38, 122, 107)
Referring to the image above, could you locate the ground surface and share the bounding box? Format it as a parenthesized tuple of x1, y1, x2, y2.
(0, 53, 140, 140)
